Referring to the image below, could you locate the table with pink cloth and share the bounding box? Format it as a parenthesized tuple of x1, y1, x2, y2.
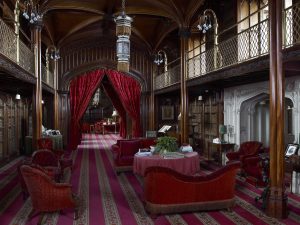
(133, 152, 200, 176)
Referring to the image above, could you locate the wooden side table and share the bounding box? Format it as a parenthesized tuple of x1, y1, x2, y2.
(212, 143, 235, 165)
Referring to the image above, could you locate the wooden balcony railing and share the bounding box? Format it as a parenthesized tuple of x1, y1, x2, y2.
(154, 58, 181, 90)
(155, 3, 300, 90)
(0, 18, 54, 88)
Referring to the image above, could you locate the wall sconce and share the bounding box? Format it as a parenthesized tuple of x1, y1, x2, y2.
(41, 100, 44, 104)
(154, 50, 168, 72)
(197, 15, 212, 33)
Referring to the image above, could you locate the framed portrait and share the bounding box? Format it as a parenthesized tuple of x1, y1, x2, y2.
(161, 105, 174, 120)
(285, 144, 299, 157)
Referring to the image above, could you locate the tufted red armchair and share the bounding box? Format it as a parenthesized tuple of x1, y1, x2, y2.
(37, 138, 73, 172)
(32, 150, 62, 182)
(111, 138, 156, 173)
(144, 161, 240, 215)
(20, 165, 79, 224)
(226, 141, 263, 166)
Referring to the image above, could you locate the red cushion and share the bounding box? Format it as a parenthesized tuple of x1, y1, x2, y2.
(140, 138, 156, 149)
(120, 140, 140, 156)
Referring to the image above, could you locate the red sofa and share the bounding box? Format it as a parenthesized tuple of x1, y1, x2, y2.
(111, 138, 156, 173)
(144, 161, 240, 215)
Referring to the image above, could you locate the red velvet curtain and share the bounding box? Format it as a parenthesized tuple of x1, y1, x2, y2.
(106, 69, 141, 137)
(102, 82, 127, 138)
(68, 70, 105, 150)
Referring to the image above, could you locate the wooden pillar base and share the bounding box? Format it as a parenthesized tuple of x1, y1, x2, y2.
(266, 187, 288, 219)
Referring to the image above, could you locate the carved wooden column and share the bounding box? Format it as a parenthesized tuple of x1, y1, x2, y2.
(31, 20, 43, 150)
(149, 63, 155, 130)
(53, 52, 59, 130)
(266, 0, 288, 219)
(179, 27, 190, 144)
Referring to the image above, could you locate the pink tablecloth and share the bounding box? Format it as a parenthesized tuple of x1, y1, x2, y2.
(133, 152, 200, 176)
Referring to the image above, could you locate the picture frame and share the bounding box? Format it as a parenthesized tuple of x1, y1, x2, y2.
(285, 144, 299, 157)
(161, 105, 174, 120)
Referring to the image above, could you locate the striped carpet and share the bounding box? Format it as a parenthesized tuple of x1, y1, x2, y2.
(0, 133, 300, 225)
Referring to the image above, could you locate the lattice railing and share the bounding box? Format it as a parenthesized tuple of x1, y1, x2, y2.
(186, 3, 300, 80)
(0, 18, 54, 88)
(0, 18, 36, 76)
(284, 4, 300, 47)
(0, 19, 17, 62)
(187, 19, 269, 79)
(19, 41, 34, 74)
(154, 58, 181, 90)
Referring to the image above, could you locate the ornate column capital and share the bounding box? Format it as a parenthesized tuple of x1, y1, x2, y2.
(178, 27, 191, 38)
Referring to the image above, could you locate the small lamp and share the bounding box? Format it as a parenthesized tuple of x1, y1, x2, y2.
(15, 93, 21, 100)
(112, 109, 118, 122)
(198, 95, 203, 101)
(41, 100, 44, 104)
(219, 125, 227, 143)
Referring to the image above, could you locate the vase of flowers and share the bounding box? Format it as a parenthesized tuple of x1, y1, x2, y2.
(155, 136, 178, 154)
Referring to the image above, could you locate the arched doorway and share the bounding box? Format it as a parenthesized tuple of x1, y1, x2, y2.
(67, 69, 142, 150)
(240, 94, 294, 146)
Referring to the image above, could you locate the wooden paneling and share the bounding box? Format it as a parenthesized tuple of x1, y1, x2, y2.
(0, 92, 29, 161)
(58, 91, 70, 147)
(58, 40, 153, 91)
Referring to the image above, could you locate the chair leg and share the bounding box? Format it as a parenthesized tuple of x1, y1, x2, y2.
(28, 208, 36, 219)
(37, 213, 44, 225)
(74, 209, 79, 220)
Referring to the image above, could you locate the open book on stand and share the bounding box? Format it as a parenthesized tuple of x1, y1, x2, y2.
(158, 125, 172, 133)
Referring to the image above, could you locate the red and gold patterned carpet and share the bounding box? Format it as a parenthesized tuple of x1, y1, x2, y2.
(0, 133, 300, 225)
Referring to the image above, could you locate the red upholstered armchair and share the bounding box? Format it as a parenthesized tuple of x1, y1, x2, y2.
(18, 163, 57, 200)
(20, 165, 79, 224)
(226, 141, 262, 165)
(243, 148, 270, 187)
(32, 150, 62, 182)
(37, 138, 73, 172)
(144, 161, 240, 215)
(111, 138, 156, 173)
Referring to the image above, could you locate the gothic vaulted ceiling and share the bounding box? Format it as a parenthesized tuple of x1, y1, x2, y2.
(17, 0, 205, 51)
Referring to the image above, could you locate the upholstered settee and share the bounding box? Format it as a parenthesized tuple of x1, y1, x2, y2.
(111, 138, 156, 173)
(144, 161, 240, 215)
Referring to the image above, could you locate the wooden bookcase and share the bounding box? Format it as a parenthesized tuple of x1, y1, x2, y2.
(189, 91, 224, 159)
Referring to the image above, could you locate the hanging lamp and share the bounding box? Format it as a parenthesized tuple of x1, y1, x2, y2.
(115, 0, 132, 72)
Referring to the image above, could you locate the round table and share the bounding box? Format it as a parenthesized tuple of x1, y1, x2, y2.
(133, 152, 200, 176)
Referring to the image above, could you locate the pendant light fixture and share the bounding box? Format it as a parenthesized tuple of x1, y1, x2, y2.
(115, 0, 132, 72)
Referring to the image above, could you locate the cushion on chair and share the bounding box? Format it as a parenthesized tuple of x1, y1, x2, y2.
(140, 138, 156, 149)
(120, 140, 140, 156)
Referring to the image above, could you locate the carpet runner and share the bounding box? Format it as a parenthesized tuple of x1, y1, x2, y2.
(0, 133, 300, 224)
